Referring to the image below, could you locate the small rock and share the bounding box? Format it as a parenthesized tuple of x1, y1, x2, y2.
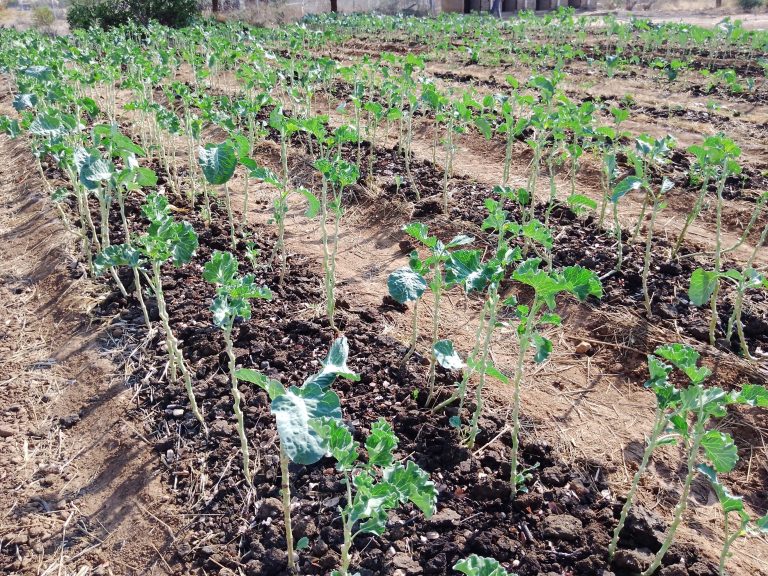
(612, 548, 654, 572)
(209, 420, 232, 436)
(574, 341, 592, 355)
(59, 414, 80, 428)
(256, 497, 282, 520)
(428, 507, 461, 527)
(541, 514, 583, 542)
(659, 564, 687, 576)
(392, 552, 422, 574)
(0, 426, 16, 438)
(171, 409, 184, 418)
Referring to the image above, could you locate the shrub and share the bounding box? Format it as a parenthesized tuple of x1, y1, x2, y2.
(739, 0, 764, 7)
(67, 0, 200, 30)
(32, 6, 55, 29)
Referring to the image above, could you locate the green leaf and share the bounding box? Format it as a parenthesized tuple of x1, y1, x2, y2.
(366, 418, 398, 468)
(305, 336, 360, 388)
(688, 268, 719, 306)
(698, 464, 745, 515)
(655, 343, 711, 384)
(531, 334, 552, 363)
(203, 250, 238, 285)
(562, 266, 603, 301)
(272, 383, 342, 465)
(701, 430, 738, 473)
(141, 193, 171, 223)
(79, 153, 114, 190)
(168, 221, 199, 266)
(198, 142, 237, 185)
(735, 384, 768, 408)
(315, 417, 359, 470)
(296, 537, 309, 550)
(382, 460, 437, 518)
(12, 93, 37, 112)
(756, 515, 768, 533)
(567, 194, 598, 214)
(445, 249, 486, 292)
(387, 267, 427, 304)
(299, 188, 320, 218)
(611, 176, 643, 202)
(453, 554, 513, 576)
(234, 369, 286, 400)
(94, 244, 142, 275)
(433, 340, 465, 370)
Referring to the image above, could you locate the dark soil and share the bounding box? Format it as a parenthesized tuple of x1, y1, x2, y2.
(81, 178, 720, 576)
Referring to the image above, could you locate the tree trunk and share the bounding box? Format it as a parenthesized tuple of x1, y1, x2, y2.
(490, 0, 502, 16)
(715, 0, 722, 6)
(212, 0, 220, 12)
(330, 0, 338, 11)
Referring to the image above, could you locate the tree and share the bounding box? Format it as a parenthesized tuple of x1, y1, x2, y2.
(212, 0, 220, 12)
(330, 0, 338, 11)
(490, 0, 502, 17)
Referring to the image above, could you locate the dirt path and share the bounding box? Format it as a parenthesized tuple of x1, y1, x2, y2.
(0, 131, 177, 574)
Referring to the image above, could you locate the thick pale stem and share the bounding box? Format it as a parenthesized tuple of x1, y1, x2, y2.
(223, 183, 236, 250)
(224, 322, 252, 486)
(709, 173, 725, 346)
(338, 473, 354, 576)
(643, 199, 661, 318)
(672, 181, 708, 258)
(614, 202, 624, 272)
(280, 444, 296, 573)
(608, 409, 666, 559)
(467, 287, 499, 450)
(400, 298, 420, 370)
(426, 274, 443, 403)
(642, 418, 706, 576)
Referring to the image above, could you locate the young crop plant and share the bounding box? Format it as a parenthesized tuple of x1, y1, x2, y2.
(236, 338, 360, 573)
(95, 193, 205, 431)
(688, 266, 767, 359)
(387, 266, 428, 369)
(204, 250, 272, 486)
(454, 555, 517, 576)
(673, 135, 742, 257)
(248, 165, 319, 288)
(400, 222, 473, 401)
(698, 466, 768, 576)
(505, 258, 602, 492)
(315, 155, 359, 331)
(317, 417, 437, 576)
(198, 140, 239, 246)
(608, 343, 768, 575)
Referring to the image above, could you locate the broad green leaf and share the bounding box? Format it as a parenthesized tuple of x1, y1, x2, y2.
(198, 142, 237, 185)
(562, 266, 603, 301)
(531, 334, 552, 363)
(382, 461, 437, 518)
(445, 249, 486, 292)
(454, 555, 514, 576)
(299, 188, 320, 218)
(366, 418, 398, 468)
(387, 267, 427, 304)
(272, 383, 342, 465)
(203, 250, 238, 285)
(306, 336, 360, 388)
(611, 175, 643, 202)
(433, 340, 465, 370)
(141, 193, 171, 223)
(701, 430, 738, 473)
(698, 464, 745, 515)
(655, 343, 711, 384)
(12, 93, 37, 112)
(234, 368, 285, 400)
(688, 268, 719, 306)
(315, 417, 359, 470)
(93, 244, 142, 275)
(735, 384, 768, 408)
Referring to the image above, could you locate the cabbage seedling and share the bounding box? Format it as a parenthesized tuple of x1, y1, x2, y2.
(636, 346, 767, 576)
(387, 266, 428, 369)
(236, 337, 359, 573)
(204, 250, 272, 486)
(199, 140, 238, 248)
(688, 266, 767, 359)
(317, 417, 437, 576)
(454, 555, 517, 576)
(698, 465, 768, 576)
(506, 258, 602, 492)
(95, 193, 205, 431)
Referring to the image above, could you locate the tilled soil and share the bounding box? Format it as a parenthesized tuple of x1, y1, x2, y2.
(81, 179, 725, 576)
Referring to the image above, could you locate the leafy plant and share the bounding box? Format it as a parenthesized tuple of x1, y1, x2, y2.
(454, 555, 517, 576)
(204, 250, 272, 485)
(317, 417, 437, 576)
(236, 337, 360, 573)
(387, 266, 428, 369)
(199, 140, 239, 248)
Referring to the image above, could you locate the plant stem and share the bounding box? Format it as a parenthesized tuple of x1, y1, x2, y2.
(608, 408, 666, 560)
(426, 272, 443, 404)
(466, 286, 499, 450)
(672, 179, 708, 258)
(709, 170, 725, 346)
(338, 472, 354, 576)
(280, 444, 296, 573)
(224, 321, 252, 486)
(642, 417, 706, 576)
(151, 262, 205, 432)
(613, 201, 624, 272)
(642, 198, 661, 318)
(223, 182, 236, 250)
(400, 298, 419, 370)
